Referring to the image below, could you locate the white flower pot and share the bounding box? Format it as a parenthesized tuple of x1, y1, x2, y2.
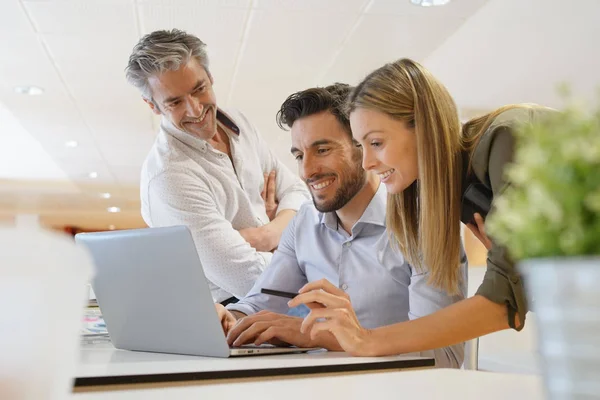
(519, 257, 600, 399)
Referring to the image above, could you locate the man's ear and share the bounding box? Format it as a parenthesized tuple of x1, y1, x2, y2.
(143, 97, 161, 116)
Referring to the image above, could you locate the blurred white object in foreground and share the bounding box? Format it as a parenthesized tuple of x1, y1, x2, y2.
(0, 227, 94, 399)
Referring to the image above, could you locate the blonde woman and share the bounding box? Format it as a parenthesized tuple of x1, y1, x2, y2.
(288, 58, 551, 356)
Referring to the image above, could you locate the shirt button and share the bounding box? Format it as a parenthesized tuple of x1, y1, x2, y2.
(511, 276, 520, 284)
(344, 242, 352, 248)
(341, 283, 348, 291)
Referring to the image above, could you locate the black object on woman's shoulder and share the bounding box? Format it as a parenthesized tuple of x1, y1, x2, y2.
(461, 182, 493, 226)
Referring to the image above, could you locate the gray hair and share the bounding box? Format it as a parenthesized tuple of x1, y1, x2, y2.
(125, 29, 210, 102)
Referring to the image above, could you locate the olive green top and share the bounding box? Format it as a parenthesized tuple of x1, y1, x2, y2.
(463, 107, 553, 330)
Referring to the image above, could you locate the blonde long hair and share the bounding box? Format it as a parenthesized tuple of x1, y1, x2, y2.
(461, 103, 540, 169)
(348, 59, 535, 295)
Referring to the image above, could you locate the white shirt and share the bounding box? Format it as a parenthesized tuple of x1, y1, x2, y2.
(140, 108, 310, 302)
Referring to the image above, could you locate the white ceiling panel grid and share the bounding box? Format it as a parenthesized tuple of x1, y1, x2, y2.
(0, 0, 598, 220)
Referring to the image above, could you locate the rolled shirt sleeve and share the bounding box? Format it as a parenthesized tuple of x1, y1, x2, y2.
(472, 120, 530, 330)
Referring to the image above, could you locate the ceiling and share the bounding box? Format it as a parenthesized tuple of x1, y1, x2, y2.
(1, 0, 599, 229)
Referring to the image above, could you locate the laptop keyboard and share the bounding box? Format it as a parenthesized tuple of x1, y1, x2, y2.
(229, 343, 278, 349)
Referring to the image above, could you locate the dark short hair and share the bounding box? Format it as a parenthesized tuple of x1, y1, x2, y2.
(276, 83, 353, 136)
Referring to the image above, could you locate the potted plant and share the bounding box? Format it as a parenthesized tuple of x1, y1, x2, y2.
(488, 101, 600, 399)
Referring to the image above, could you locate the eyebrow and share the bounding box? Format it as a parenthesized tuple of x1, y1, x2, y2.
(290, 139, 334, 154)
(163, 80, 205, 105)
(358, 130, 384, 141)
(310, 139, 334, 148)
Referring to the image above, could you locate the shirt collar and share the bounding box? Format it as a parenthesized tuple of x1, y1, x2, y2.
(160, 108, 240, 152)
(320, 182, 387, 231)
(216, 109, 240, 135)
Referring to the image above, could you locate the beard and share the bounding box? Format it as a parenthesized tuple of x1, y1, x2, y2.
(311, 158, 366, 213)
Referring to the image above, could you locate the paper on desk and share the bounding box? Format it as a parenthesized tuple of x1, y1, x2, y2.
(81, 308, 110, 344)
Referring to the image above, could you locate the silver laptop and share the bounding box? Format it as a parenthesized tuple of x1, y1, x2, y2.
(75, 225, 316, 357)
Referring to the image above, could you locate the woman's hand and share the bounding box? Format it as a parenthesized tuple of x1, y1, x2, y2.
(467, 213, 492, 250)
(287, 279, 376, 356)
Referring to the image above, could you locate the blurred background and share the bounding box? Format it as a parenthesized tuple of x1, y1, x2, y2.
(1, 0, 599, 263)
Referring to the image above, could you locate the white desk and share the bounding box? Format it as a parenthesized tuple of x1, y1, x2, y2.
(76, 342, 433, 388)
(73, 369, 544, 399)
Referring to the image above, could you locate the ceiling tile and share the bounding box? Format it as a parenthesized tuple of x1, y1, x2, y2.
(42, 33, 138, 89)
(138, 1, 249, 101)
(367, 0, 488, 16)
(0, 0, 34, 36)
(319, 3, 487, 86)
(137, 0, 250, 9)
(0, 101, 69, 180)
(255, 0, 367, 12)
(424, 0, 600, 110)
(230, 8, 363, 113)
(0, 30, 61, 87)
(57, 158, 117, 184)
(110, 164, 146, 186)
(99, 146, 150, 169)
(22, 0, 137, 36)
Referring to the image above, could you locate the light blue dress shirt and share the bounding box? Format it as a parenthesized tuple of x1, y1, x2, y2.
(228, 184, 468, 368)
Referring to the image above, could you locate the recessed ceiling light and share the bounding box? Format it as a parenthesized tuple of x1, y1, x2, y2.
(100, 192, 111, 199)
(108, 224, 116, 230)
(14, 85, 44, 95)
(88, 171, 98, 179)
(410, 0, 451, 6)
(64, 140, 78, 148)
(107, 206, 121, 213)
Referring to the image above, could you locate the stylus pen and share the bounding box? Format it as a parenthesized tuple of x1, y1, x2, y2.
(260, 288, 299, 299)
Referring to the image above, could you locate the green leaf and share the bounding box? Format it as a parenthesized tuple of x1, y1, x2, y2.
(487, 96, 600, 260)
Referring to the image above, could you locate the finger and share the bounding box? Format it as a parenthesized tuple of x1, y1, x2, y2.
(254, 326, 280, 346)
(474, 213, 486, 235)
(225, 318, 237, 334)
(267, 170, 276, 204)
(300, 308, 329, 334)
(300, 308, 349, 335)
(288, 290, 350, 309)
(303, 301, 326, 311)
(215, 304, 227, 324)
(466, 223, 482, 241)
(227, 314, 277, 345)
(227, 313, 270, 340)
(236, 317, 295, 347)
(254, 326, 293, 347)
(261, 173, 268, 200)
(298, 278, 347, 296)
(232, 321, 272, 347)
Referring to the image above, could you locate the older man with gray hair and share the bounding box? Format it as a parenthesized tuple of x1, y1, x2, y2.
(125, 29, 310, 305)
